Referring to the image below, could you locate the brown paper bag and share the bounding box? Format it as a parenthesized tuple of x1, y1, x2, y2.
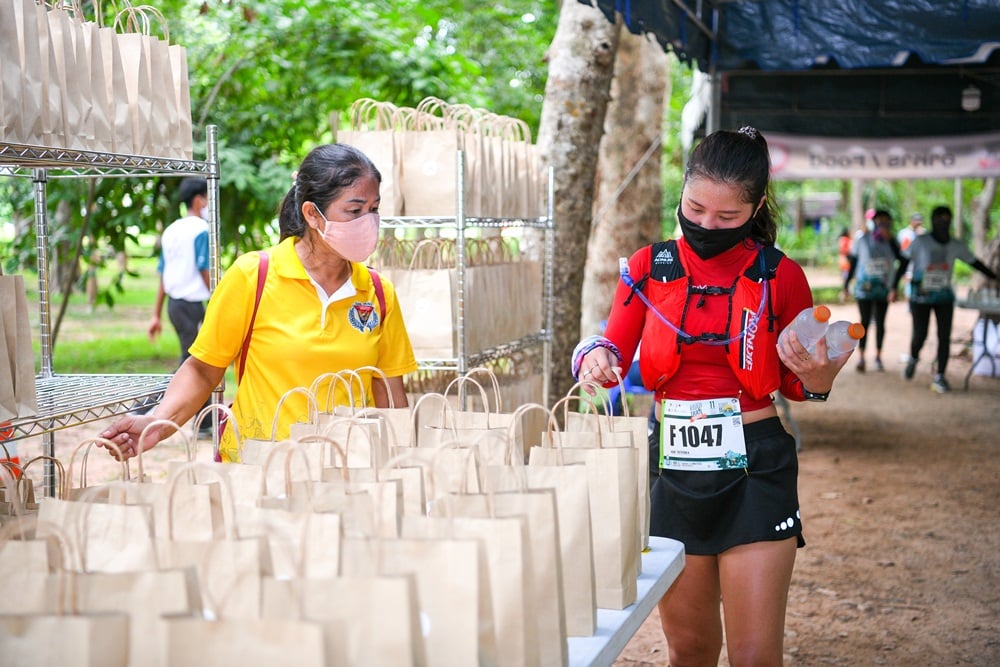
(242, 387, 317, 470)
(389, 239, 458, 359)
(184, 404, 284, 513)
(2, 455, 61, 528)
(144, 34, 177, 157)
(0, 519, 130, 666)
(253, 442, 380, 542)
(167, 43, 193, 158)
(43, 6, 84, 150)
(72, 568, 202, 667)
(0, 1, 22, 142)
(403, 512, 532, 667)
(353, 365, 417, 448)
(442, 102, 494, 217)
(0, 523, 60, 576)
(262, 573, 425, 667)
(482, 402, 598, 637)
(0, 0, 46, 145)
(566, 373, 652, 550)
(1, 275, 39, 419)
(0, 517, 71, 615)
(0, 611, 129, 666)
(234, 444, 349, 578)
(342, 534, 491, 666)
(282, 535, 427, 665)
(529, 399, 639, 610)
(77, 20, 112, 152)
(96, 25, 134, 154)
(397, 101, 463, 216)
(442, 487, 569, 667)
(414, 381, 511, 473)
(123, 419, 228, 542)
(336, 98, 403, 216)
(322, 453, 425, 518)
(33, 1, 60, 146)
(155, 463, 274, 620)
(37, 480, 157, 574)
(164, 614, 325, 667)
(113, 32, 153, 155)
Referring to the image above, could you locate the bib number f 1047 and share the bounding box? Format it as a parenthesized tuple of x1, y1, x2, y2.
(659, 397, 748, 471)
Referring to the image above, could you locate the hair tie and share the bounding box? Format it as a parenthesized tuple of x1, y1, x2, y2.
(738, 126, 758, 140)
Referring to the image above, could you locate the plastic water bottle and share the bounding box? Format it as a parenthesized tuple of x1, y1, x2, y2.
(778, 305, 831, 352)
(824, 320, 866, 360)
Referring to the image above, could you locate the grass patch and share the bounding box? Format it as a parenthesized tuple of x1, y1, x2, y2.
(812, 285, 843, 305)
(20, 247, 238, 398)
(51, 335, 180, 374)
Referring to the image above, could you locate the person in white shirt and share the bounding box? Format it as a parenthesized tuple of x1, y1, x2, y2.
(149, 177, 211, 369)
(903, 206, 998, 393)
(897, 212, 923, 253)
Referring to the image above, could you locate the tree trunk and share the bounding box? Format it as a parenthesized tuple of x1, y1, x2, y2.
(536, 1, 621, 406)
(581, 31, 667, 341)
(850, 178, 865, 234)
(970, 177, 996, 256)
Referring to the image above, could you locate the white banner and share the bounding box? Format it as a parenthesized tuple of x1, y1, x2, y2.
(768, 132, 1000, 180)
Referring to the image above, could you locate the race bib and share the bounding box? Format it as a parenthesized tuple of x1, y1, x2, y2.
(921, 267, 951, 292)
(863, 257, 891, 282)
(659, 397, 747, 471)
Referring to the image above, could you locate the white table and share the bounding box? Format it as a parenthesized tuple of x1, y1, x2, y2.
(567, 536, 686, 667)
(956, 299, 1000, 390)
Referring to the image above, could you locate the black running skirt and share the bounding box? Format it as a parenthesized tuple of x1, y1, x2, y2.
(648, 416, 805, 555)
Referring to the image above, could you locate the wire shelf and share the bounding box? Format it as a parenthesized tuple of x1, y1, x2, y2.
(0, 143, 212, 177)
(3, 374, 173, 442)
(381, 215, 552, 230)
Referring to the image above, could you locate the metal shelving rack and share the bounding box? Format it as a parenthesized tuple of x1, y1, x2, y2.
(381, 152, 555, 406)
(1, 128, 221, 494)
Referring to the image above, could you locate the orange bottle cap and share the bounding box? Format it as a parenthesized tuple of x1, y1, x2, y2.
(813, 305, 831, 322)
(848, 323, 866, 339)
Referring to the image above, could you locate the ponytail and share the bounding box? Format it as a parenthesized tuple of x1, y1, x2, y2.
(278, 186, 305, 241)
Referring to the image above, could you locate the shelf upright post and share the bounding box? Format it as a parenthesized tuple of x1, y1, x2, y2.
(543, 166, 555, 407)
(32, 169, 53, 380)
(206, 126, 221, 291)
(455, 149, 468, 409)
(32, 167, 57, 494)
(204, 126, 224, 441)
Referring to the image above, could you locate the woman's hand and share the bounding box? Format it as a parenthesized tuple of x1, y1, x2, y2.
(578, 348, 622, 395)
(777, 329, 852, 395)
(98, 414, 175, 461)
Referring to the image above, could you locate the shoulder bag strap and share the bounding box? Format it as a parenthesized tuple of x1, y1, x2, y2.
(368, 267, 386, 325)
(236, 251, 269, 382)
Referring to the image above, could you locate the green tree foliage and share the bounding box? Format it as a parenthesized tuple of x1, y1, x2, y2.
(2, 0, 557, 306)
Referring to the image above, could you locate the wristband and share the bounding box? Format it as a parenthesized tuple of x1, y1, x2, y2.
(571, 335, 623, 380)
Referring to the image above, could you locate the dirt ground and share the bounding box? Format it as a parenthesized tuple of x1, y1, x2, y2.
(615, 299, 1000, 666)
(10, 278, 1000, 666)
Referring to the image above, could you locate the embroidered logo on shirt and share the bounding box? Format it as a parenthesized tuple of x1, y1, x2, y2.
(348, 301, 379, 333)
(653, 247, 675, 265)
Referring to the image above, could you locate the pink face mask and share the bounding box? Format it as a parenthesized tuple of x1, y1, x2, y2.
(312, 205, 380, 262)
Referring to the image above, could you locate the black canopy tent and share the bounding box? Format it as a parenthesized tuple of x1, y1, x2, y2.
(581, 0, 1000, 178)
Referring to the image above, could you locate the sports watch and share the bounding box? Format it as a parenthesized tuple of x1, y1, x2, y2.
(802, 388, 830, 402)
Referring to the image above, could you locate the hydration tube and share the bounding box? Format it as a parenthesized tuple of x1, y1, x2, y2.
(618, 250, 770, 346)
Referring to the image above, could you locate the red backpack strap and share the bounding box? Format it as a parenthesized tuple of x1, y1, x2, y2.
(236, 252, 269, 381)
(368, 267, 386, 326)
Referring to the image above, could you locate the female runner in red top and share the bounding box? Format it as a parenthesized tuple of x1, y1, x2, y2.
(573, 127, 851, 666)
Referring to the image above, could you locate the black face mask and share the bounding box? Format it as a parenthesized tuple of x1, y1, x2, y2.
(677, 205, 753, 259)
(931, 220, 951, 244)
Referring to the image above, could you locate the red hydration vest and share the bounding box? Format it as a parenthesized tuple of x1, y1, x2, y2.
(635, 240, 784, 401)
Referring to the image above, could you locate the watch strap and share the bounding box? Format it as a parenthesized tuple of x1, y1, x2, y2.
(803, 388, 830, 402)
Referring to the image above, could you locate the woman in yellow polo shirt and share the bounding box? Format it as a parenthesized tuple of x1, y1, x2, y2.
(100, 143, 418, 461)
